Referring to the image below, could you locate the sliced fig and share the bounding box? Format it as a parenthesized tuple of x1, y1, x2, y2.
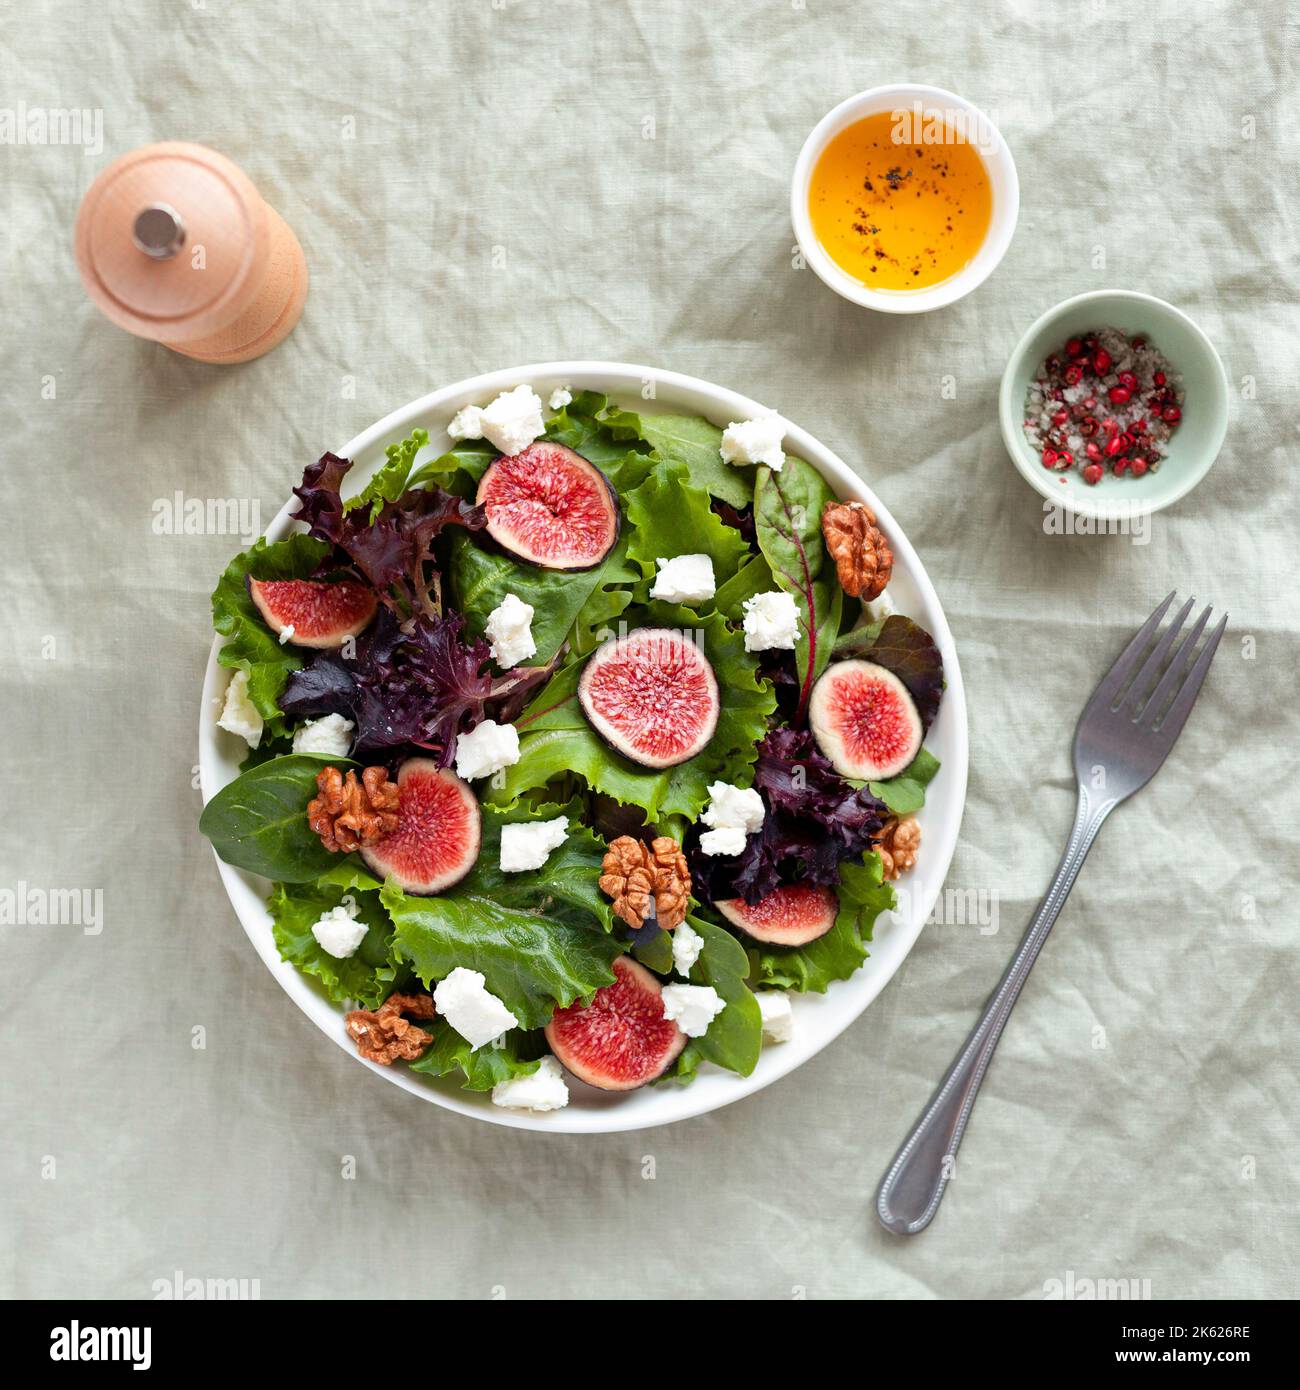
(578, 627, 719, 769)
(716, 883, 839, 946)
(476, 442, 619, 570)
(360, 757, 481, 895)
(544, 956, 687, 1091)
(249, 576, 377, 649)
(808, 658, 922, 780)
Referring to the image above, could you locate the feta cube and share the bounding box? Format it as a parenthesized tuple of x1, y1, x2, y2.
(447, 404, 484, 441)
(484, 592, 537, 669)
(702, 781, 765, 834)
(217, 668, 263, 748)
(671, 920, 704, 978)
(650, 553, 717, 605)
(491, 1055, 570, 1112)
(742, 589, 800, 651)
(720, 407, 788, 471)
(755, 990, 794, 1043)
(292, 713, 355, 757)
(311, 896, 367, 960)
(699, 826, 748, 857)
(548, 386, 573, 411)
(454, 720, 520, 781)
(661, 983, 726, 1038)
(500, 816, 568, 873)
(433, 967, 519, 1050)
(480, 384, 545, 457)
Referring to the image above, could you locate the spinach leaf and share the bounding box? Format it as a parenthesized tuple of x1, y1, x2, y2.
(199, 753, 352, 882)
(446, 530, 608, 665)
(682, 916, 762, 1077)
(869, 745, 941, 815)
(753, 457, 839, 723)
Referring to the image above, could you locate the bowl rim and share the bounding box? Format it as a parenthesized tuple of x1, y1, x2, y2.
(790, 82, 1020, 314)
(997, 288, 1230, 520)
(197, 361, 970, 1133)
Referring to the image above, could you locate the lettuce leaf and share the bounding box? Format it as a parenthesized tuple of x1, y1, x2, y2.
(748, 850, 895, 993)
(681, 916, 762, 1077)
(491, 603, 776, 823)
(623, 459, 750, 597)
(408, 1021, 548, 1091)
(753, 456, 841, 724)
(267, 879, 404, 1009)
(346, 428, 431, 519)
(382, 882, 624, 1029)
(211, 534, 332, 731)
(602, 407, 755, 508)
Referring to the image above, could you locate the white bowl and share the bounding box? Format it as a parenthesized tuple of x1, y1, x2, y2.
(791, 84, 1019, 314)
(198, 362, 969, 1133)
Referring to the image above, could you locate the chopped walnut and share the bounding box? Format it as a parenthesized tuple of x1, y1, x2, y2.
(344, 991, 436, 1065)
(598, 835, 691, 931)
(307, 765, 401, 853)
(821, 500, 893, 600)
(873, 815, 920, 880)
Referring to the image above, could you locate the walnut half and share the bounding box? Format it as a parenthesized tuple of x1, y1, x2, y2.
(821, 500, 893, 600)
(873, 815, 920, 881)
(307, 765, 401, 853)
(344, 991, 436, 1065)
(598, 835, 691, 931)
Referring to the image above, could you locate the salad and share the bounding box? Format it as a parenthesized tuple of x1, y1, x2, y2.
(200, 383, 945, 1111)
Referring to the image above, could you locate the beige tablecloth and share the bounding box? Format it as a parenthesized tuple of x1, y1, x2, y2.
(3, 0, 1297, 1300)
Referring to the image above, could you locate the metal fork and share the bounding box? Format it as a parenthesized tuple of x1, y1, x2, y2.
(875, 592, 1227, 1236)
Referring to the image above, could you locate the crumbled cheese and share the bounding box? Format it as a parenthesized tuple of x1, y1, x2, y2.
(454, 720, 520, 781)
(699, 826, 748, 857)
(292, 713, 355, 757)
(720, 407, 788, 471)
(661, 983, 726, 1038)
(217, 668, 263, 749)
(672, 921, 704, 978)
(278, 624, 296, 646)
(491, 1055, 570, 1112)
(433, 967, 519, 1050)
(702, 781, 765, 835)
(864, 588, 898, 625)
(742, 589, 801, 651)
(480, 384, 546, 457)
(500, 816, 568, 873)
(650, 553, 716, 605)
(447, 404, 484, 441)
(755, 990, 794, 1044)
(311, 896, 367, 960)
(484, 592, 537, 669)
(548, 386, 573, 411)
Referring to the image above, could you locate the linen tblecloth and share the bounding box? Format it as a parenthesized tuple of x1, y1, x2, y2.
(2, 0, 1296, 1299)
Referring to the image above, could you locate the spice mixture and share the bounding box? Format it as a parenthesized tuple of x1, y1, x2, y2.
(1023, 327, 1185, 485)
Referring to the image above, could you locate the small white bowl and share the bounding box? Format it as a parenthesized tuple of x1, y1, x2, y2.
(791, 83, 1019, 314)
